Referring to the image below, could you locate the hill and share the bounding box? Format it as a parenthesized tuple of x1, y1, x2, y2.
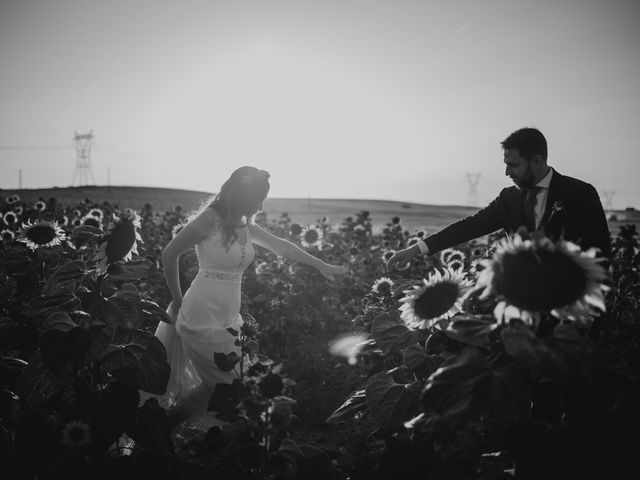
(2, 185, 635, 234)
(0, 185, 479, 232)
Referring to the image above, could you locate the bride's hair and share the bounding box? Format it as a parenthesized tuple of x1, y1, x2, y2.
(198, 166, 270, 249)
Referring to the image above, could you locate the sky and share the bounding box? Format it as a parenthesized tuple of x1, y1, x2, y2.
(1, 0, 639, 208)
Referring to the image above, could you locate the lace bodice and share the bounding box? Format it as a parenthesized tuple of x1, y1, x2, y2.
(195, 223, 255, 276)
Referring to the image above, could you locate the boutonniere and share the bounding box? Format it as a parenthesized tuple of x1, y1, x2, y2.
(548, 200, 565, 221)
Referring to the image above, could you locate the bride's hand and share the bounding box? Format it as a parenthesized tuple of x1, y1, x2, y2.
(319, 264, 349, 282)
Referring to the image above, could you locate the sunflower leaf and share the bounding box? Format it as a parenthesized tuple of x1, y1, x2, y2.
(214, 352, 240, 372)
(23, 293, 82, 321)
(99, 328, 170, 394)
(42, 259, 86, 295)
(18, 350, 74, 408)
(39, 312, 84, 372)
(419, 354, 506, 433)
(365, 372, 417, 429)
(403, 345, 440, 379)
(371, 313, 417, 356)
(500, 324, 551, 368)
(326, 389, 368, 425)
(444, 314, 497, 348)
(106, 259, 154, 281)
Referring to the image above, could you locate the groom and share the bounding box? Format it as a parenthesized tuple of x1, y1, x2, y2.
(388, 127, 611, 268)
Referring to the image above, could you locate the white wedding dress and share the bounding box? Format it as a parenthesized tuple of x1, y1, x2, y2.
(146, 220, 255, 415)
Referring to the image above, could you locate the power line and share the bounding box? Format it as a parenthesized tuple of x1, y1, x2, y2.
(0, 145, 70, 150)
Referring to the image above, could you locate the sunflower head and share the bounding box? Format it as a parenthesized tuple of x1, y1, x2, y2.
(447, 249, 466, 264)
(61, 420, 92, 449)
(95, 209, 142, 271)
(1, 229, 15, 242)
(476, 234, 608, 324)
(3, 211, 18, 226)
(382, 249, 396, 262)
(17, 220, 66, 250)
(301, 225, 323, 248)
(399, 268, 472, 329)
(88, 208, 104, 221)
(371, 277, 394, 297)
(447, 259, 465, 272)
(290, 223, 303, 236)
(469, 244, 488, 260)
(171, 222, 186, 238)
(34, 200, 46, 212)
(82, 215, 101, 229)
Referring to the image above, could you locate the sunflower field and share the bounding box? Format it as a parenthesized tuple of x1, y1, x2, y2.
(1, 194, 640, 479)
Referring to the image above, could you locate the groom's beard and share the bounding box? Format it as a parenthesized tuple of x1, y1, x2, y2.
(511, 166, 536, 189)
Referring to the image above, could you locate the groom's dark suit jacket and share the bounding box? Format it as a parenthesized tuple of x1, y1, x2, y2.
(424, 169, 611, 257)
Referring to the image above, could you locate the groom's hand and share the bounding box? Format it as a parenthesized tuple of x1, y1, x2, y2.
(387, 245, 419, 269)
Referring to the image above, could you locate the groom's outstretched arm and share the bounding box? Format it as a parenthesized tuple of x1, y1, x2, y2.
(421, 197, 503, 254)
(388, 196, 504, 268)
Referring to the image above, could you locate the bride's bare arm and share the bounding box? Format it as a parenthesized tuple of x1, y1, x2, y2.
(249, 223, 348, 281)
(162, 209, 217, 320)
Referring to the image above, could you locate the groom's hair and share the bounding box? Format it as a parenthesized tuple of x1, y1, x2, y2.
(501, 127, 548, 162)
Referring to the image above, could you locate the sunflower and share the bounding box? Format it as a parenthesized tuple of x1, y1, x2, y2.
(88, 207, 104, 221)
(475, 234, 608, 326)
(254, 261, 269, 275)
(171, 222, 186, 238)
(58, 215, 69, 227)
(72, 209, 82, 218)
(14, 205, 23, 215)
(1, 229, 15, 242)
(381, 249, 396, 263)
(301, 225, 323, 248)
(469, 243, 488, 260)
(95, 209, 142, 271)
(71, 218, 82, 227)
(371, 276, 394, 296)
(399, 268, 473, 329)
(82, 214, 102, 229)
(447, 259, 465, 272)
(446, 249, 466, 264)
(17, 220, 66, 250)
(3, 211, 18, 227)
(290, 223, 303, 236)
(439, 247, 455, 264)
(61, 420, 93, 449)
(34, 200, 46, 212)
(6, 195, 19, 204)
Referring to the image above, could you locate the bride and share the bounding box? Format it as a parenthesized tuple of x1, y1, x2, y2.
(148, 166, 347, 422)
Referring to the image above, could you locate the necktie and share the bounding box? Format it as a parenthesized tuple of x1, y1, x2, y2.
(523, 186, 540, 231)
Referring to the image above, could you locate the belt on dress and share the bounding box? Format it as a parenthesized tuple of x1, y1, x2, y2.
(195, 269, 243, 281)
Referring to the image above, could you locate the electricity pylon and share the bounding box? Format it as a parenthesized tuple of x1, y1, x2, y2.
(71, 130, 96, 186)
(466, 173, 481, 207)
(602, 190, 616, 212)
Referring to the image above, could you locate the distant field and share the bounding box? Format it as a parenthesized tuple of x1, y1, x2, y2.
(2, 185, 637, 234)
(0, 185, 479, 232)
